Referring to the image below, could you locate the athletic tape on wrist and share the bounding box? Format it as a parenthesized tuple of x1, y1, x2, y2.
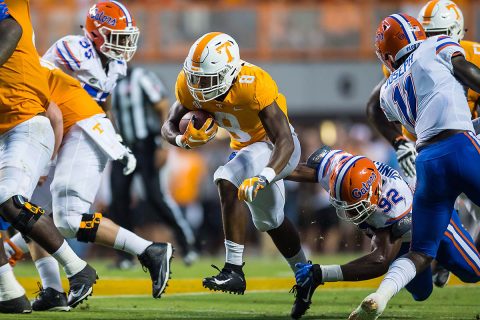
(259, 167, 276, 183)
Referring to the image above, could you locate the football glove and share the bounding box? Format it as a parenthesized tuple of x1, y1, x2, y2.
(116, 134, 137, 175)
(238, 175, 268, 202)
(4, 238, 24, 267)
(393, 138, 417, 178)
(178, 118, 218, 149)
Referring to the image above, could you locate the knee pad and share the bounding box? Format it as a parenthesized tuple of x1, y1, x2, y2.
(76, 213, 102, 243)
(2, 195, 45, 234)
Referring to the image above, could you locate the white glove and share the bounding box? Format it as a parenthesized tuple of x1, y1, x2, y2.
(393, 138, 417, 178)
(119, 147, 137, 175)
(116, 134, 137, 175)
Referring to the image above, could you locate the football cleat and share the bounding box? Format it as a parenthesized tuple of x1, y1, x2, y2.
(0, 295, 32, 314)
(348, 293, 386, 320)
(138, 242, 173, 298)
(432, 264, 450, 288)
(32, 283, 70, 312)
(290, 262, 323, 319)
(67, 264, 98, 308)
(203, 263, 246, 295)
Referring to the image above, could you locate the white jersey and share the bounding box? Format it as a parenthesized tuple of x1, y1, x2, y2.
(43, 35, 127, 102)
(317, 149, 413, 241)
(380, 36, 474, 145)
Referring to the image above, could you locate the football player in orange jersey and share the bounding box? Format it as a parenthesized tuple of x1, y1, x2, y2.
(2, 59, 173, 311)
(162, 32, 311, 317)
(366, 0, 480, 287)
(0, 0, 98, 313)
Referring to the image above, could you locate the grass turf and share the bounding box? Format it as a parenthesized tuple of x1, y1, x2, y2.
(7, 255, 480, 319)
(0, 288, 478, 320)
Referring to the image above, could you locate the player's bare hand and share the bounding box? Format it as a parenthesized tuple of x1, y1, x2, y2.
(238, 175, 267, 202)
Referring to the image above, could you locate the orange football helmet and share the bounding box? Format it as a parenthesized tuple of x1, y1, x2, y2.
(375, 13, 427, 72)
(85, 1, 139, 62)
(329, 156, 382, 225)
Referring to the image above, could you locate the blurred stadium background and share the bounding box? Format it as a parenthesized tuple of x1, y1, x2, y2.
(20, 0, 480, 268)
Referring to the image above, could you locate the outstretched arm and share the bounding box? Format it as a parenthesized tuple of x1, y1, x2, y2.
(340, 228, 403, 281)
(452, 54, 480, 94)
(286, 164, 317, 183)
(0, 16, 22, 67)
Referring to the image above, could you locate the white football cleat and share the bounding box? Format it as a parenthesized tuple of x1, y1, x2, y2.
(348, 293, 386, 320)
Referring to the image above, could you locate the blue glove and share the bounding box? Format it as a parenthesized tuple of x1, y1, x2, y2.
(0, 1, 10, 21)
(295, 262, 313, 286)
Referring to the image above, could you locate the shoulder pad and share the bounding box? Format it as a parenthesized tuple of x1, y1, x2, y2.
(306, 145, 332, 169)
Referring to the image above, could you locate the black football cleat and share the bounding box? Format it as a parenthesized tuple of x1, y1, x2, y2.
(67, 264, 98, 308)
(0, 295, 32, 314)
(432, 264, 451, 288)
(203, 263, 246, 295)
(290, 263, 323, 319)
(138, 242, 173, 298)
(32, 283, 70, 312)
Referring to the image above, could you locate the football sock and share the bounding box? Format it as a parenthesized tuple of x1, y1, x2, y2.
(8, 233, 29, 254)
(320, 265, 343, 282)
(0, 263, 25, 301)
(376, 257, 416, 300)
(114, 227, 152, 256)
(35, 257, 63, 292)
(225, 240, 244, 266)
(285, 249, 307, 272)
(51, 240, 87, 278)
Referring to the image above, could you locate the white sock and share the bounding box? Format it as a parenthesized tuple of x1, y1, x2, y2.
(320, 265, 343, 282)
(285, 249, 307, 272)
(51, 240, 87, 278)
(225, 240, 244, 266)
(0, 264, 25, 301)
(376, 257, 417, 300)
(113, 227, 152, 256)
(35, 257, 63, 293)
(9, 233, 29, 253)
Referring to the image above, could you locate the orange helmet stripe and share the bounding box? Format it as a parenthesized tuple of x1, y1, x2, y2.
(192, 32, 223, 67)
(423, 0, 440, 22)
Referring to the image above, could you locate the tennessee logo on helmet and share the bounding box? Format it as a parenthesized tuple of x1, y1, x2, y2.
(375, 13, 427, 72)
(418, 0, 465, 42)
(329, 156, 382, 225)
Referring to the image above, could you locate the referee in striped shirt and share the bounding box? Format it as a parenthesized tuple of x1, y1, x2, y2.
(110, 66, 197, 267)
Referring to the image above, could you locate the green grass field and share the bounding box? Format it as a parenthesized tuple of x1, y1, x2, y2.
(7, 255, 480, 320)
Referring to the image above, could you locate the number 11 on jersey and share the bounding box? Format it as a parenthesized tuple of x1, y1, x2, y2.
(392, 74, 418, 128)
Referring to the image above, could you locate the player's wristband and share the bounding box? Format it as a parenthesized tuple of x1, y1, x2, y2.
(259, 167, 276, 184)
(175, 135, 185, 148)
(320, 265, 343, 282)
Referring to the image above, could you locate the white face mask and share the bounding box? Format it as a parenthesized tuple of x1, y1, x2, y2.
(99, 26, 140, 62)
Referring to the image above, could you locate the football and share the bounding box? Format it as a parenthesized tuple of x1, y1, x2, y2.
(179, 110, 215, 133)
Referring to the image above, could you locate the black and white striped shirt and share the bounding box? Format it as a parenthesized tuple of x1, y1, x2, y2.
(111, 67, 168, 146)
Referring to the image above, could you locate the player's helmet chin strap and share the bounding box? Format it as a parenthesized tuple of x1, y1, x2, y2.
(330, 186, 378, 225)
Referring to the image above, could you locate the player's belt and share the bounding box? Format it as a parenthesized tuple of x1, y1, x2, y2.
(416, 129, 467, 152)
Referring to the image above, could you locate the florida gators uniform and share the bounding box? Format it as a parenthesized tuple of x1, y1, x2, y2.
(0, 0, 54, 222)
(379, 35, 480, 260)
(29, 60, 129, 239)
(318, 149, 480, 300)
(176, 61, 301, 232)
(382, 38, 480, 248)
(43, 35, 127, 102)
